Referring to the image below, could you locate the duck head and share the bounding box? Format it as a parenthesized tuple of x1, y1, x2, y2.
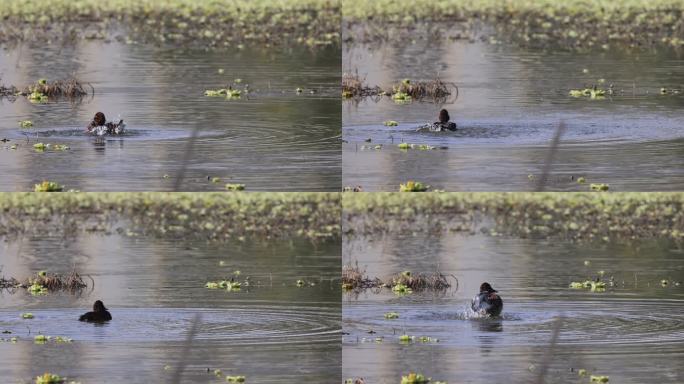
(479, 282, 497, 293)
(439, 109, 450, 123)
(93, 300, 108, 312)
(94, 112, 106, 126)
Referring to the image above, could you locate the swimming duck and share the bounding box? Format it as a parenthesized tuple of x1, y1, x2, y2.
(86, 112, 125, 136)
(471, 282, 503, 317)
(79, 300, 112, 322)
(432, 109, 457, 131)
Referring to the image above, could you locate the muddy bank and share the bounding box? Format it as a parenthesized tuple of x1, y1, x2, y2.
(343, 193, 684, 241)
(0, 0, 340, 49)
(343, 0, 684, 50)
(0, 192, 341, 240)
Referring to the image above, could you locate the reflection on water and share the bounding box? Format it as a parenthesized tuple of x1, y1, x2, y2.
(0, 42, 341, 191)
(343, 234, 684, 383)
(343, 41, 684, 191)
(0, 234, 341, 383)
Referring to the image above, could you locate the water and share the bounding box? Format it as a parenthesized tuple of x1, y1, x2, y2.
(0, 42, 341, 191)
(0, 234, 341, 383)
(343, 234, 684, 383)
(343, 41, 684, 191)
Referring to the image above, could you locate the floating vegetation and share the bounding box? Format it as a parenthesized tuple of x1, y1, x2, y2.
(205, 88, 242, 98)
(21, 313, 34, 319)
(342, 193, 684, 242)
(399, 181, 429, 192)
(590, 183, 610, 191)
(590, 375, 609, 383)
(33, 143, 47, 151)
(569, 280, 606, 292)
(342, 264, 452, 292)
(19, 120, 33, 128)
(398, 143, 436, 151)
(343, 0, 684, 50)
(384, 312, 399, 319)
(225, 183, 245, 191)
(342, 72, 382, 98)
(34, 181, 64, 192)
(226, 376, 246, 382)
(205, 280, 241, 290)
(23, 78, 89, 99)
(34, 334, 49, 343)
(35, 373, 65, 384)
(400, 372, 430, 384)
(0, 193, 340, 241)
(0, 0, 340, 50)
(391, 78, 452, 99)
(577, 177, 586, 184)
(33, 143, 68, 152)
(569, 86, 608, 99)
(1, 270, 88, 294)
(399, 334, 414, 342)
(392, 283, 412, 295)
(383, 120, 398, 127)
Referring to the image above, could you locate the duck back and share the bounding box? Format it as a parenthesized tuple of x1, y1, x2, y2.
(471, 292, 503, 316)
(79, 310, 112, 322)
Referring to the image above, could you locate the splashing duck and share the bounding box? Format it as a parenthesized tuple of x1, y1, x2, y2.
(471, 282, 503, 317)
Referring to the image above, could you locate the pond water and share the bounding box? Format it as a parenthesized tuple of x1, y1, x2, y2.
(343, 234, 684, 383)
(0, 234, 341, 383)
(343, 41, 684, 191)
(0, 42, 341, 191)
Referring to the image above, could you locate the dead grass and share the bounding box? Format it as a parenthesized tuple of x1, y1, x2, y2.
(342, 72, 455, 100)
(22, 78, 91, 98)
(342, 263, 453, 291)
(1, 270, 88, 291)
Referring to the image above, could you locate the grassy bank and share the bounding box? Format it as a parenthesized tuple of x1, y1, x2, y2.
(0, 0, 340, 49)
(343, 0, 684, 49)
(343, 193, 684, 241)
(0, 192, 340, 241)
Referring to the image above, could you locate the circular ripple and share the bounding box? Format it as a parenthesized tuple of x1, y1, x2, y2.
(0, 306, 340, 345)
(343, 299, 684, 347)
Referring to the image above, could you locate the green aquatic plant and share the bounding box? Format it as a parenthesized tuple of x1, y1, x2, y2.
(392, 283, 412, 294)
(578, 369, 587, 376)
(296, 279, 305, 287)
(214, 369, 223, 376)
(418, 336, 438, 343)
(33, 143, 47, 151)
(401, 372, 430, 384)
(211, 177, 221, 183)
(296, 87, 303, 93)
(22, 312, 34, 319)
(398, 142, 410, 150)
(569, 282, 584, 289)
(399, 181, 429, 192)
(34, 181, 64, 192)
(35, 373, 65, 384)
(225, 183, 245, 191)
(38, 271, 47, 277)
(28, 283, 47, 295)
(34, 334, 49, 343)
(392, 91, 412, 102)
(226, 376, 245, 382)
(19, 120, 33, 128)
(28, 91, 48, 103)
(383, 120, 398, 126)
(384, 312, 399, 319)
(590, 183, 609, 191)
(52, 144, 69, 151)
(205, 282, 220, 289)
(399, 334, 414, 342)
(661, 279, 669, 286)
(590, 375, 609, 383)
(577, 177, 586, 184)
(53, 336, 72, 343)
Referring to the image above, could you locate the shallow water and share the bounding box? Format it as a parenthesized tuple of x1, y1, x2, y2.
(343, 41, 684, 191)
(0, 234, 341, 383)
(0, 42, 341, 191)
(343, 234, 684, 383)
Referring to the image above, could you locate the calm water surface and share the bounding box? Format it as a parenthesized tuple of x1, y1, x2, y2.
(343, 41, 684, 191)
(343, 234, 684, 383)
(0, 42, 341, 191)
(0, 234, 341, 383)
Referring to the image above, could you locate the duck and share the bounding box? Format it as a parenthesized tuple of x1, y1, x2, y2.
(86, 112, 125, 136)
(471, 282, 503, 317)
(79, 300, 112, 322)
(432, 109, 457, 131)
